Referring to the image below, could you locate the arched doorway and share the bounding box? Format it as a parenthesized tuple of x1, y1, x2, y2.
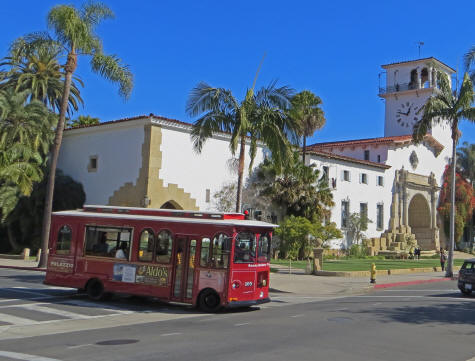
(408, 194, 431, 249)
(160, 200, 183, 210)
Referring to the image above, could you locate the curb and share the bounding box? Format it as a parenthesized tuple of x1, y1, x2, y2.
(373, 277, 453, 289)
(313, 266, 461, 277)
(0, 265, 46, 272)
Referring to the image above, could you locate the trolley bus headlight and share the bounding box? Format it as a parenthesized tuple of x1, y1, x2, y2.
(232, 281, 240, 289)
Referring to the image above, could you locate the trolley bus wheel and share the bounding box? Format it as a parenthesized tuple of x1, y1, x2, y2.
(86, 279, 108, 301)
(198, 289, 221, 312)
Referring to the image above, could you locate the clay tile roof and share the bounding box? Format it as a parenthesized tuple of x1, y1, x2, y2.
(306, 149, 391, 169)
(65, 113, 191, 131)
(307, 135, 414, 150)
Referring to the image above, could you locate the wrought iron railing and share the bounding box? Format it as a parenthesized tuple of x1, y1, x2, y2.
(379, 82, 436, 95)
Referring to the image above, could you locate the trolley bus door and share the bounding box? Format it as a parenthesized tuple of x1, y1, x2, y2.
(171, 236, 197, 302)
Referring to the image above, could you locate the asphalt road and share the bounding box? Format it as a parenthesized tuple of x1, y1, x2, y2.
(0, 269, 473, 361)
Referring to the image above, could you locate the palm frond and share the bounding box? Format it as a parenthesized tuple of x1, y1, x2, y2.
(90, 53, 133, 99)
(80, 1, 114, 27)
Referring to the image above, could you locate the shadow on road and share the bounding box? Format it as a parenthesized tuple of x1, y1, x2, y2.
(355, 300, 475, 326)
(0, 273, 44, 284)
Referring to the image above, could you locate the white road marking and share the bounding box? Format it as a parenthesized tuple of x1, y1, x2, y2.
(19, 304, 91, 320)
(0, 350, 62, 361)
(334, 308, 348, 311)
(234, 322, 250, 326)
(352, 295, 475, 301)
(67, 343, 94, 349)
(290, 314, 304, 318)
(373, 302, 382, 306)
(0, 314, 39, 326)
(160, 332, 182, 336)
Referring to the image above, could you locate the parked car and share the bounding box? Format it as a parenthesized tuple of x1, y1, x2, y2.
(458, 258, 475, 296)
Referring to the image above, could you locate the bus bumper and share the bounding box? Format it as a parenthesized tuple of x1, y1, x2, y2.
(226, 297, 271, 308)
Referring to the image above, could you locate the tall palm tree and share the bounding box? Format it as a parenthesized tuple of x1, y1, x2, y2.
(457, 141, 475, 185)
(187, 80, 298, 213)
(11, 2, 134, 267)
(289, 90, 326, 164)
(413, 72, 475, 277)
(0, 44, 83, 113)
(465, 46, 475, 83)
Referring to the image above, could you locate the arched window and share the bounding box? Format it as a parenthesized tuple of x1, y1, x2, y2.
(138, 229, 154, 262)
(211, 233, 231, 269)
(200, 238, 211, 267)
(156, 230, 173, 263)
(56, 225, 72, 255)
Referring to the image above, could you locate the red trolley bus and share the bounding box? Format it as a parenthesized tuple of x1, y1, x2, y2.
(44, 205, 276, 312)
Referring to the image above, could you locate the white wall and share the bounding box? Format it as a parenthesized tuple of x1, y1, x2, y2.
(58, 120, 146, 205)
(159, 125, 266, 211)
(309, 156, 391, 249)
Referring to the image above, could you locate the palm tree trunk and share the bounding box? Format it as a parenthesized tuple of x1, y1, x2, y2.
(6, 224, 19, 252)
(38, 51, 76, 268)
(446, 126, 458, 277)
(235, 135, 246, 213)
(302, 136, 306, 164)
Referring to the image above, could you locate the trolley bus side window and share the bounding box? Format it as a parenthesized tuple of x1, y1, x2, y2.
(138, 229, 155, 262)
(200, 238, 211, 267)
(84, 226, 132, 259)
(234, 232, 256, 263)
(56, 225, 72, 255)
(257, 233, 271, 262)
(211, 233, 231, 269)
(156, 230, 173, 263)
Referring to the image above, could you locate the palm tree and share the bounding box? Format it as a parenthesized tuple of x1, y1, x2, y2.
(413, 72, 475, 277)
(0, 89, 54, 230)
(465, 46, 475, 83)
(457, 142, 475, 186)
(289, 90, 326, 164)
(11, 2, 134, 267)
(0, 44, 83, 113)
(186, 80, 298, 213)
(67, 114, 99, 128)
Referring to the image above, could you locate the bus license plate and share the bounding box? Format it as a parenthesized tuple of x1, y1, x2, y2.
(466, 284, 472, 290)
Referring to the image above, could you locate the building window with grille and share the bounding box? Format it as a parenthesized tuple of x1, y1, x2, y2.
(341, 201, 350, 228)
(342, 170, 351, 182)
(364, 150, 370, 161)
(360, 173, 368, 184)
(377, 155, 381, 163)
(322, 166, 329, 183)
(88, 155, 98, 172)
(377, 176, 384, 186)
(360, 203, 368, 229)
(376, 203, 384, 230)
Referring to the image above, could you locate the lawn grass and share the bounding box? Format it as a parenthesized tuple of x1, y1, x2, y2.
(271, 258, 465, 272)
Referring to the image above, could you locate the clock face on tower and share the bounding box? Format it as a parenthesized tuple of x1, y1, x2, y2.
(395, 101, 424, 128)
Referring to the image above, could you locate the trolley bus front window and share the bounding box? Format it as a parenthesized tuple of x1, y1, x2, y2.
(234, 232, 256, 263)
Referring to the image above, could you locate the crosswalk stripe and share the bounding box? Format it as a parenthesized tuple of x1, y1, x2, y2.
(19, 304, 91, 320)
(0, 313, 39, 326)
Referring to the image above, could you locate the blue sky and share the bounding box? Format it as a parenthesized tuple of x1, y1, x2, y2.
(1, 0, 474, 145)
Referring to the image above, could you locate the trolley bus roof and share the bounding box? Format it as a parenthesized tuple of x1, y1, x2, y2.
(52, 210, 278, 228)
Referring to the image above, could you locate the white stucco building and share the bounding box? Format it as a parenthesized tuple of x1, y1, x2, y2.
(57, 57, 456, 251)
(58, 114, 266, 211)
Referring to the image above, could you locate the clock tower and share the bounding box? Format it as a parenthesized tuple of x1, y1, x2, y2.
(379, 57, 455, 147)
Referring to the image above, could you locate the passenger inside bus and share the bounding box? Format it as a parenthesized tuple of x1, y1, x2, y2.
(115, 242, 128, 259)
(92, 233, 109, 254)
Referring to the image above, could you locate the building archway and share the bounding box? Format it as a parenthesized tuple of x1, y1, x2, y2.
(408, 193, 431, 249)
(160, 200, 183, 210)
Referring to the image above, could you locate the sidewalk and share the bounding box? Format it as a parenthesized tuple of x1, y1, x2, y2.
(270, 271, 455, 297)
(0, 258, 45, 271)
